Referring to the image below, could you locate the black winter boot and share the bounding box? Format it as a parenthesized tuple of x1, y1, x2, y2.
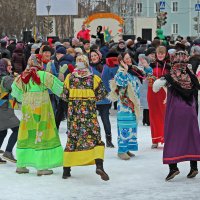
(0, 157, 6, 164)
(187, 161, 198, 178)
(165, 164, 180, 181)
(95, 159, 109, 181)
(62, 167, 71, 179)
(143, 109, 150, 126)
(106, 135, 114, 148)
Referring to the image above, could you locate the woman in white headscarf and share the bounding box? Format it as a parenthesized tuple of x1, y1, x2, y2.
(63, 55, 109, 181)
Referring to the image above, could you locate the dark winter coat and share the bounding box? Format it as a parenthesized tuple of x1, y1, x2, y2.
(189, 55, 200, 74)
(188, 55, 200, 113)
(24, 43, 33, 65)
(134, 45, 148, 63)
(58, 55, 74, 79)
(100, 45, 109, 60)
(12, 48, 26, 74)
(7, 42, 16, 57)
(65, 54, 75, 66)
(0, 75, 19, 131)
(0, 47, 11, 59)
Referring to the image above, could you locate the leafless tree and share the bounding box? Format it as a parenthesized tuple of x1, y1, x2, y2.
(0, 0, 134, 39)
(0, 0, 36, 39)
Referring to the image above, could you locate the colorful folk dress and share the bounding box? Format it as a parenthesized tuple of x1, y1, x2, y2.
(147, 61, 170, 144)
(63, 71, 107, 167)
(163, 63, 200, 164)
(114, 67, 141, 154)
(11, 71, 64, 170)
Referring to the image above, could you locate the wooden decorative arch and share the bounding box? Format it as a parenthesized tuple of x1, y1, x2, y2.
(83, 12, 124, 25)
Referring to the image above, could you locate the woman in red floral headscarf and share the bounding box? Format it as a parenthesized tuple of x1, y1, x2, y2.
(11, 54, 64, 176)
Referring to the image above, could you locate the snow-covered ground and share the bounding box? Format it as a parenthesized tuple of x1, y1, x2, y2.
(0, 110, 199, 200)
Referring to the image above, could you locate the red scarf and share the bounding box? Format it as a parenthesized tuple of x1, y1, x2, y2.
(42, 59, 50, 64)
(20, 67, 41, 85)
(106, 57, 119, 68)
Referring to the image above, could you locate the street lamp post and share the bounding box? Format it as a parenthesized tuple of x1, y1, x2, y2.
(46, 0, 51, 36)
(198, 0, 200, 37)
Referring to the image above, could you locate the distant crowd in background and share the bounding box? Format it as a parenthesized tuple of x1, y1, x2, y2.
(1, 25, 200, 181)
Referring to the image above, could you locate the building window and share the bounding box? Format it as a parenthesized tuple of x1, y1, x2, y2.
(154, 2, 160, 13)
(137, 3, 142, 13)
(172, 2, 178, 12)
(172, 24, 178, 34)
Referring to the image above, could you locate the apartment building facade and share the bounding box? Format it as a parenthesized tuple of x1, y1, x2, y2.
(111, 0, 200, 38)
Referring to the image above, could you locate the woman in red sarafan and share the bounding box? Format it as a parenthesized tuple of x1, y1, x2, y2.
(147, 46, 171, 149)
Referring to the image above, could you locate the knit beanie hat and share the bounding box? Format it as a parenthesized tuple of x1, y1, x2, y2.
(145, 47, 156, 56)
(118, 40, 125, 45)
(54, 41, 62, 47)
(72, 38, 79, 43)
(56, 47, 66, 54)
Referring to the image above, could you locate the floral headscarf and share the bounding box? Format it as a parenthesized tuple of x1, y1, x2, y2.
(20, 54, 43, 85)
(170, 50, 192, 90)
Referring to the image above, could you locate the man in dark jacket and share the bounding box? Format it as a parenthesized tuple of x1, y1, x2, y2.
(134, 39, 148, 63)
(189, 45, 200, 113)
(7, 39, 16, 57)
(55, 47, 73, 129)
(0, 40, 11, 59)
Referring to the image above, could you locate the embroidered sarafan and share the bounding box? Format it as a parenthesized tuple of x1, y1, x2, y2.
(63, 73, 107, 167)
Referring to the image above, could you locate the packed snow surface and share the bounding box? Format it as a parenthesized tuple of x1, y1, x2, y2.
(0, 110, 199, 200)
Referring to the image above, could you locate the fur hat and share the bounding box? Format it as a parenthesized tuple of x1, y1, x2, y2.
(106, 51, 119, 58)
(42, 45, 52, 53)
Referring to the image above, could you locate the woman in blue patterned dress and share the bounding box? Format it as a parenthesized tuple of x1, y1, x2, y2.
(114, 52, 152, 160)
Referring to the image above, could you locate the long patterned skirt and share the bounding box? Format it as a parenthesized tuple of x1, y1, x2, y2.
(117, 101, 138, 154)
(16, 92, 63, 170)
(63, 100, 105, 167)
